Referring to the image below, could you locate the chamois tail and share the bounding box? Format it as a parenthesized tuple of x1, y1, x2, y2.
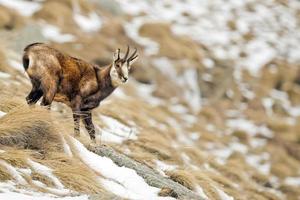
(23, 43, 44, 71)
(22, 54, 30, 71)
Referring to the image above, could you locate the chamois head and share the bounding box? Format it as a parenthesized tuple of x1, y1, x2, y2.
(110, 46, 138, 86)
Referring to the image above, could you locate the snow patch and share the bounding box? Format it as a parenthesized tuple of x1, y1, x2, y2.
(0, 0, 41, 16)
(155, 160, 177, 176)
(73, 2, 102, 33)
(195, 185, 209, 199)
(62, 137, 73, 157)
(0, 71, 11, 79)
(124, 17, 160, 56)
(133, 80, 164, 106)
(98, 115, 137, 143)
(0, 160, 27, 185)
(246, 153, 270, 175)
(0, 110, 6, 118)
(0, 191, 88, 200)
(8, 60, 24, 72)
(28, 159, 64, 189)
(70, 137, 172, 199)
(270, 89, 300, 117)
(42, 24, 76, 43)
(215, 187, 234, 200)
(73, 12, 102, 32)
(284, 177, 300, 187)
(226, 118, 273, 138)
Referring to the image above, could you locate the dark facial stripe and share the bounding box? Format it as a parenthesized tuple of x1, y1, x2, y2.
(115, 65, 124, 79)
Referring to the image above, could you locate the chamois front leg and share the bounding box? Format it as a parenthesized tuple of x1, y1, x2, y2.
(72, 111, 80, 137)
(40, 77, 58, 107)
(26, 79, 43, 105)
(81, 110, 95, 140)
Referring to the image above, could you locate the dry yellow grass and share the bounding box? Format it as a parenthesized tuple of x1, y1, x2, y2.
(0, 149, 30, 168)
(0, 95, 108, 195)
(139, 23, 202, 61)
(158, 187, 178, 198)
(0, 164, 12, 181)
(165, 170, 197, 191)
(44, 153, 106, 194)
(0, 106, 62, 151)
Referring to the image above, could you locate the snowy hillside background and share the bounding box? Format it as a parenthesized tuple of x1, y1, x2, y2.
(0, 0, 300, 199)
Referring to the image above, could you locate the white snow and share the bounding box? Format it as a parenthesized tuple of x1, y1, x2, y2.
(42, 24, 76, 43)
(62, 137, 73, 157)
(181, 68, 202, 113)
(202, 58, 215, 69)
(215, 187, 234, 200)
(98, 115, 137, 144)
(226, 118, 273, 138)
(0, 110, 6, 118)
(155, 160, 177, 176)
(123, 17, 160, 56)
(0, 160, 27, 185)
(195, 185, 209, 200)
(166, 117, 194, 146)
(17, 168, 32, 176)
(241, 40, 276, 76)
(249, 138, 267, 148)
(229, 142, 248, 154)
(262, 97, 274, 116)
(246, 153, 270, 175)
(73, 12, 102, 32)
(210, 148, 233, 164)
(72, 2, 102, 33)
(28, 159, 75, 196)
(152, 58, 202, 112)
(8, 59, 24, 72)
(284, 177, 300, 187)
(100, 178, 141, 199)
(133, 80, 164, 106)
(270, 89, 300, 117)
(27, 159, 64, 189)
(0, 191, 88, 200)
(70, 137, 172, 199)
(72, 1, 102, 32)
(0, 71, 11, 79)
(118, 0, 300, 77)
(0, 0, 41, 16)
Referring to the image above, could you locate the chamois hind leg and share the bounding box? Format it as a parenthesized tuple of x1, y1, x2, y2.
(71, 95, 82, 137)
(81, 110, 95, 140)
(26, 79, 43, 105)
(40, 76, 59, 107)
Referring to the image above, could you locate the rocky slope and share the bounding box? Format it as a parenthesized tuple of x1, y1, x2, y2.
(0, 0, 300, 199)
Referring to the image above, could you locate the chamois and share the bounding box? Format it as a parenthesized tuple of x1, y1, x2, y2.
(23, 43, 138, 140)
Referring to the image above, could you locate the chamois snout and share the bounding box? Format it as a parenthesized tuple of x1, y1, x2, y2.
(122, 77, 128, 82)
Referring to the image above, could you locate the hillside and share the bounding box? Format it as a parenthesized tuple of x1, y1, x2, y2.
(0, 0, 300, 199)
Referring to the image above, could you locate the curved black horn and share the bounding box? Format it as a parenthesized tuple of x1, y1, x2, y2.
(128, 48, 137, 61)
(123, 45, 130, 61)
(118, 48, 121, 60)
